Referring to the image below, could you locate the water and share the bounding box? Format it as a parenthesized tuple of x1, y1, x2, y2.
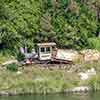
(0, 92, 100, 100)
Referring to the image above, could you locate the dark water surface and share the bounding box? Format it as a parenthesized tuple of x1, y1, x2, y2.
(0, 92, 100, 100)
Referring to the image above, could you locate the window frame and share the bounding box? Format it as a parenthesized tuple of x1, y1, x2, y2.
(46, 47, 50, 53)
(40, 47, 45, 53)
(40, 46, 51, 53)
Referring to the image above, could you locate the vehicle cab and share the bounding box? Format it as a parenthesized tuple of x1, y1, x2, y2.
(36, 42, 56, 61)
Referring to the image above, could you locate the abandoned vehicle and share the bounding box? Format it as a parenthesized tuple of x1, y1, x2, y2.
(20, 42, 73, 64)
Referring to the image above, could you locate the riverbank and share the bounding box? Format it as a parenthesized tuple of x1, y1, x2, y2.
(1, 92, 100, 100)
(0, 64, 80, 95)
(0, 61, 100, 96)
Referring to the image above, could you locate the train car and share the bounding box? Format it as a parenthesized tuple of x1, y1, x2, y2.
(21, 42, 73, 64)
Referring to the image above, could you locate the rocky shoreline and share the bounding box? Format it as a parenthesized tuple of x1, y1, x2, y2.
(0, 86, 91, 96)
(65, 86, 90, 93)
(0, 54, 100, 96)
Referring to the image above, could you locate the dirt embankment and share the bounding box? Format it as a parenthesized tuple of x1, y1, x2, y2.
(60, 49, 100, 63)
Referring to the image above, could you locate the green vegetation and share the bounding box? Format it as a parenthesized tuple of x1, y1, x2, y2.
(16, 52, 25, 61)
(0, 62, 100, 94)
(88, 38, 100, 50)
(0, 65, 80, 94)
(0, 51, 15, 64)
(0, 0, 100, 55)
(77, 62, 100, 91)
(88, 74, 100, 91)
(6, 63, 18, 72)
(0, 0, 100, 95)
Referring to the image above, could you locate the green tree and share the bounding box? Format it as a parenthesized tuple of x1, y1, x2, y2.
(0, 0, 99, 52)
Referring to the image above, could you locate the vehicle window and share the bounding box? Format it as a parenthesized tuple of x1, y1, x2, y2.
(52, 46, 55, 49)
(41, 47, 45, 53)
(46, 47, 50, 53)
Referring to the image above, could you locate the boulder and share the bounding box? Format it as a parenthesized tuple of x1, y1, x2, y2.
(80, 49, 100, 62)
(2, 60, 18, 66)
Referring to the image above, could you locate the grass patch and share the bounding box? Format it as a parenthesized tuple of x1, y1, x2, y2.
(0, 52, 15, 64)
(0, 56, 100, 94)
(6, 63, 18, 72)
(88, 74, 100, 91)
(0, 65, 80, 94)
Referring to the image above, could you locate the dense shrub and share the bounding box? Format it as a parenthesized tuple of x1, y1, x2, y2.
(16, 52, 25, 62)
(88, 38, 100, 51)
(0, 0, 99, 51)
(6, 63, 18, 72)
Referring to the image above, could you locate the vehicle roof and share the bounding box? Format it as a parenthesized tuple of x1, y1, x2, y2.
(37, 42, 56, 46)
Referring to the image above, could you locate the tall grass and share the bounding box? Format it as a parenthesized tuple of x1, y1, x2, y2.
(88, 74, 100, 91)
(0, 49, 15, 64)
(0, 66, 80, 94)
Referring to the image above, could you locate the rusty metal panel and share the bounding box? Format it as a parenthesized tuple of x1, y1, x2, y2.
(52, 49, 78, 61)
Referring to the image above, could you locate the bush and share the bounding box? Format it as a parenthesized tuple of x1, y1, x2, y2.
(6, 63, 18, 72)
(0, 50, 15, 64)
(16, 52, 25, 62)
(88, 38, 100, 50)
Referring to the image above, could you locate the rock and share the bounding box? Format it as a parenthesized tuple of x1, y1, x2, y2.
(78, 72, 89, 80)
(86, 68, 96, 75)
(81, 49, 100, 62)
(65, 86, 90, 93)
(17, 71, 22, 75)
(53, 49, 100, 63)
(0, 91, 9, 96)
(71, 86, 89, 92)
(78, 68, 96, 80)
(2, 60, 18, 66)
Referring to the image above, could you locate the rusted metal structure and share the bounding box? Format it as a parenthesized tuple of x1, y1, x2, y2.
(22, 42, 73, 64)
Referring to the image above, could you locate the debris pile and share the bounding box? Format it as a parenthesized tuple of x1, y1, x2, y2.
(55, 49, 80, 62)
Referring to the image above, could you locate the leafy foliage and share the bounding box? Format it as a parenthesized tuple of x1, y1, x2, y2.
(0, 0, 100, 53)
(6, 63, 18, 72)
(88, 38, 100, 50)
